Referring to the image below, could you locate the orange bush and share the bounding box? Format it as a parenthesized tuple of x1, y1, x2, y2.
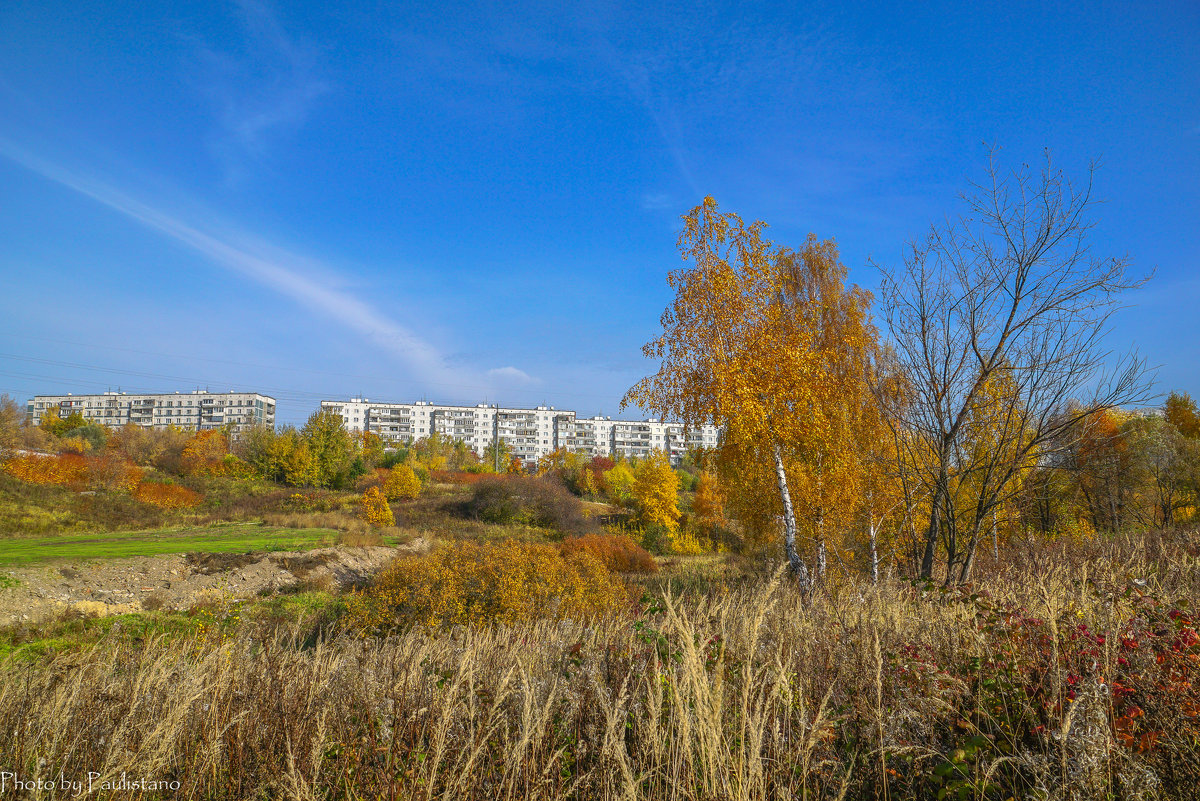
(355, 468, 390, 492)
(132, 482, 202, 509)
(85, 451, 144, 492)
(560, 533, 658, 573)
(3, 453, 90, 487)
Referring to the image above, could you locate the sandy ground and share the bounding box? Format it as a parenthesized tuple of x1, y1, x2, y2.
(0, 539, 426, 624)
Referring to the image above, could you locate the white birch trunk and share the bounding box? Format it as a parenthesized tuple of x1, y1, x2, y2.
(773, 443, 811, 592)
(869, 518, 879, 585)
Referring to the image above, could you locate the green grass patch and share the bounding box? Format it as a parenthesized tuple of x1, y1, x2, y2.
(0, 524, 341, 565)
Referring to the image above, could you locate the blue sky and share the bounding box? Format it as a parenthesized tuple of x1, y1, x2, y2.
(1, 0, 1197, 426)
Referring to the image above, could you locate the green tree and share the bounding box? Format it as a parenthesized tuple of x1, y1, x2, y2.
(301, 408, 357, 488)
(236, 424, 281, 479)
(603, 462, 635, 505)
(482, 440, 514, 473)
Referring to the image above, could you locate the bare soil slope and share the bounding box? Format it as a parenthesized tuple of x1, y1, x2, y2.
(0, 540, 425, 623)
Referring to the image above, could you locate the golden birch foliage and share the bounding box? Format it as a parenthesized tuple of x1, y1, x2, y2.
(668, 528, 705, 555)
(383, 464, 422, 500)
(58, 436, 92, 454)
(625, 197, 886, 565)
(537, 448, 569, 476)
(357, 431, 385, 468)
(1165, 391, 1200, 439)
(358, 486, 395, 527)
(633, 450, 680, 532)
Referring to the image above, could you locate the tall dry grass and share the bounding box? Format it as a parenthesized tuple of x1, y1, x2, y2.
(0, 532, 1198, 799)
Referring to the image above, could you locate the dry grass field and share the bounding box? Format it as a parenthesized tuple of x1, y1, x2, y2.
(2, 530, 1197, 800)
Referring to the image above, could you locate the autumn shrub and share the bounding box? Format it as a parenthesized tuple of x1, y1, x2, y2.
(383, 464, 422, 500)
(345, 540, 629, 630)
(132, 481, 202, 509)
(464, 475, 595, 535)
(3, 453, 90, 487)
(282, 490, 342, 513)
(84, 451, 143, 492)
(179, 429, 231, 476)
(354, 467, 389, 492)
(358, 486, 395, 527)
(561, 533, 658, 573)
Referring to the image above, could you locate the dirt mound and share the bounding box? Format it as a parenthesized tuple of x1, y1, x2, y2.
(0, 539, 426, 624)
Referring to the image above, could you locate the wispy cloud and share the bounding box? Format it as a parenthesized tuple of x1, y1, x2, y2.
(191, 0, 330, 180)
(487, 366, 538, 385)
(0, 140, 485, 392)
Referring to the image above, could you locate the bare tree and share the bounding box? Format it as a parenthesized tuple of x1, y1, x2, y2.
(876, 150, 1153, 583)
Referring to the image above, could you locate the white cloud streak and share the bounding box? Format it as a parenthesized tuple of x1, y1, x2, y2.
(0, 140, 486, 392)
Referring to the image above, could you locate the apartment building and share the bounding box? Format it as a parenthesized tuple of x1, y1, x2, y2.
(320, 398, 720, 465)
(26, 391, 276, 433)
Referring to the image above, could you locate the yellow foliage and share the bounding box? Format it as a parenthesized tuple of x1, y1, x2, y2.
(625, 197, 892, 573)
(58, 436, 92, 454)
(181, 429, 229, 476)
(283, 438, 320, 487)
(3, 453, 90, 486)
(383, 464, 421, 500)
(668, 529, 705, 555)
(633, 450, 680, 532)
(692, 471, 725, 534)
(358, 486, 395, 527)
(603, 463, 635, 504)
(345, 541, 629, 630)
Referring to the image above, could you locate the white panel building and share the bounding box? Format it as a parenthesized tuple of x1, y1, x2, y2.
(26, 391, 276, 433)
(321, 397, 720, 465)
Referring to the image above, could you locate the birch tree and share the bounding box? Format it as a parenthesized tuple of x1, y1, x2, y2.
(625, 197, 883, 589)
